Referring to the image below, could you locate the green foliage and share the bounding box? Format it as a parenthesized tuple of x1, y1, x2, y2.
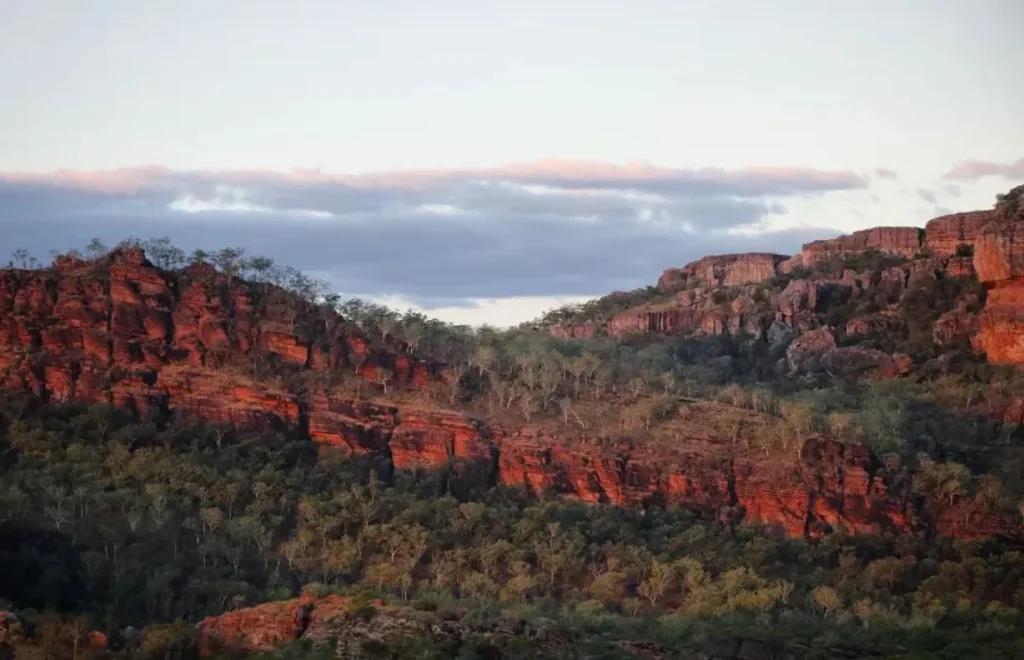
(4, 234, 1024, 656)
(0, 399, 1023, 658)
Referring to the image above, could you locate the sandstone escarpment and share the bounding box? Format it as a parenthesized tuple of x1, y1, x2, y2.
(657, 253, 788, 291)
(0, 248, 428, 413)
(550, 207, 995, 345)
(924, 210, 994, 257)
(0, 246, 1017, 543)
(973, 193, 1024, 364)
(797, 226, 923, 268)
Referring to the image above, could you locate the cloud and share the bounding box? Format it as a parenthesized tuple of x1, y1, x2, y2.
(941, 157, 1024, 181)
(0, 160, 867, 313)
(872, 167, 899, 181)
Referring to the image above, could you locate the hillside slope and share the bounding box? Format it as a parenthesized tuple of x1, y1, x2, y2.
(0, 237, 1021, 542)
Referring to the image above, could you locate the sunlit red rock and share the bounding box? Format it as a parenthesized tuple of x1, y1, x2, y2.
(800, 226, 922, 265)
(0, 241, 1017, 543)
(924, 210, 994, 257)
(973, 203, 1024, 364)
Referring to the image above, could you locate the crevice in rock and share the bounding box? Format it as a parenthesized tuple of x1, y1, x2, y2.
(835, 443, 846, 517)
(726, 458, 739, 507)
(803, 490, 816, 537)
(487, 443, 501, 489)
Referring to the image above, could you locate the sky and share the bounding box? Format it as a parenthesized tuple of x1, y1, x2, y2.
(1, 0, 1022, 326)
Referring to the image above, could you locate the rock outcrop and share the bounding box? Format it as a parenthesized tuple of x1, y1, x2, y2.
(785, 327, 837, 374)
(973, 196, 1024, 364)
(924, 210, 994, 257)
(550, 206, 999, 352)
(798, 226, 923, 267)
(0, 248, 429, 417)
(657, 253, 787, 291)
(0, 246, 1016, 543)
(819, 347, 912, 380)
(197, 595, 577, 657)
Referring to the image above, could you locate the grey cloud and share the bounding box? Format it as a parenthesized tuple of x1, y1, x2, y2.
(0, 163, 858, 303)
(872, 167, 899, 181)
(917, 188, 937, 204)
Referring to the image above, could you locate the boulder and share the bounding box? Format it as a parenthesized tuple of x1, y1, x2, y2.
(786, 327, 836, 374)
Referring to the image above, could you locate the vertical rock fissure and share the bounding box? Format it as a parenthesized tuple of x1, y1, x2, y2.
(726, 458, 739, 507)
(102, 269, 115, 404)
(487, 441, 501, 489)
(835, 444, 847, 517)
(803, 490, 816, 537)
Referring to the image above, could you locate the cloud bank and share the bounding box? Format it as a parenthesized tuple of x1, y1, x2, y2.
(3, 158, 972, 324)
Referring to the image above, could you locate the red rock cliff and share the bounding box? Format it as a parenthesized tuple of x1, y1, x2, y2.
(657, 253, 787, 290)
(0, 249, 1015, 542)
(973, 196, 1024, 364)
(924, 210, 994, 257)
(799, 226, 923, 267)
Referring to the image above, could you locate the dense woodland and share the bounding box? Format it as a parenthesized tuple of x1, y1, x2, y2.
(2, 229, 1024, 658)
(2, 399, 1024, 659)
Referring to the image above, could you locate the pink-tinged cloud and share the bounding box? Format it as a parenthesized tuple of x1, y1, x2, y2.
(941, 157, 1024, 181)
(0, 160, 868, 195)
(0, 166, 172, 193)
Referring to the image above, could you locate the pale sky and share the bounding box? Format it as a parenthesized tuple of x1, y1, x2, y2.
(1, 1, 1022, 326)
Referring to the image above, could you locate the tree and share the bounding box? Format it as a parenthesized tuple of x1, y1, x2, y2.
(780, 401, 815, 436)
(212, 247, 246, 280)
(138, 237, 188, 270)
(915, 455, 973, 506)
(85, 238, 108, 259)
(10, 248, 31, 268)
(519, 392, 537, 422)
(471, 345, 498, 378)
(811, 585, 842, 618)
(588, 570, 626, 605)
(376, 367, 394, 394)
(558, 397, 573, 425)
(350, 350, 368, 377)
(628, 377, 646, 400)
(638, 559, 675, 606)
(566, 356, 591, 398)
(441, 364, 466, 406)
(538, 361, 562, 410)
(827, 412, 853, 440)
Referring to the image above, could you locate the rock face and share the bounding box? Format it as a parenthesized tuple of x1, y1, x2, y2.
(197, 595, 330, 655)
(0, 248, 429, 417)
(819, 347, 912, 380)
(785, 327, 837, 374)
(799, 226, 923, 266)
(973, 198, 1024, 364)
(197, 595, 575, 657)
(657, 253, 787, 290)
(550, 208, 997, 356)
(0, 248, 1015, 543)
(924, 210, 994, 257)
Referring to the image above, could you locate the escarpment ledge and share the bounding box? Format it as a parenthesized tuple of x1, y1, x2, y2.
(548, 204, 1015, 352)
(0, 231, 1020, 544)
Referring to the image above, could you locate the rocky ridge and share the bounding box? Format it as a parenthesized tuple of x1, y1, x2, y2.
(0, 247, 1017, 542)
(549, 197, 1024, 373)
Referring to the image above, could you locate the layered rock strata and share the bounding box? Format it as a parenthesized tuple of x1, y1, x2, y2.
(0, 247, 1017, 542)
